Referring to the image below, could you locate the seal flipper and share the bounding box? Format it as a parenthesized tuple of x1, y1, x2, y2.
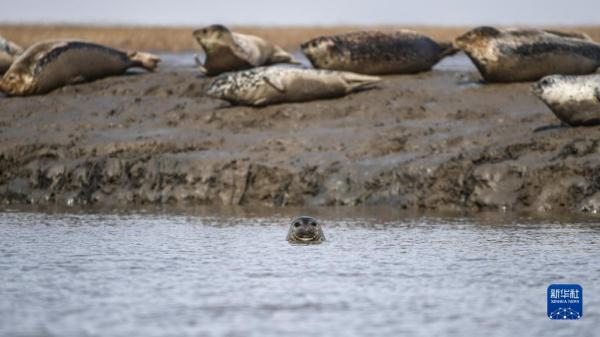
(543, 30, 593, 41)
(194, 54, 208, 74)
(270, 47, 301, 65)
(263, 75, 286, 92)
(340, 72, 381, 92)
(128, 51, 160, 71)
(67, 75, 86, 85)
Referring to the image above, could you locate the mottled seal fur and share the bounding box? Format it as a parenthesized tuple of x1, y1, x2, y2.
(455, 26, 600, 82)
(193, 24, 299, 76)
(532, 74, 600, 126)
(286, 216, 325, 244)
(0, 40, 160, 96)
(206, 66, 381, 106)
(0, 35, 23, 74)
(301, 30, 457, 75)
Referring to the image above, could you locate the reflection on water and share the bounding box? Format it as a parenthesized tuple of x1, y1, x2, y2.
(0, 209, 599, 337)
(157, 51, 478, 72)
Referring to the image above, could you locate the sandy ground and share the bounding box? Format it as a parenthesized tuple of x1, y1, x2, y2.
(3, 25, 600, 51)
(2, 59, 600, 213)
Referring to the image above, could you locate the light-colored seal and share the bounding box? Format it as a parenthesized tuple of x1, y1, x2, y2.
(454, 26, 600, 82)
(206, 66, 381, 106)
(301, 30, 457, 75)
(193, 24, 300, 76)
(0, 35, 23, 75)
(532, 74, 600, 126)
(286, 216, 325, 244)
(0, 40, 160, 96)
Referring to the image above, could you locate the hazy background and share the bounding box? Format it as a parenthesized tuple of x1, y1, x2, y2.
(1, 0, 599, 26)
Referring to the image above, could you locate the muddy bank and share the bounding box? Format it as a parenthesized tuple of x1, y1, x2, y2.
(2, 65, 600, 213)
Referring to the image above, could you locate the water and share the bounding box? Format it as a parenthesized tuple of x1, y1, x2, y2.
(157, 51, 478, 72)
(1, 209, 599, 337)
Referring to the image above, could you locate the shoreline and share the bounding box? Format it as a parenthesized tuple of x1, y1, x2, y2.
(2, 64, 600, 213)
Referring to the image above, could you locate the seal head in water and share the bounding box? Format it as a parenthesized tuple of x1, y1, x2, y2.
(287, 216, 325, 244)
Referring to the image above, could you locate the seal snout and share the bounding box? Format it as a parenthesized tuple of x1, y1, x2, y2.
(532, 76, 557, 97)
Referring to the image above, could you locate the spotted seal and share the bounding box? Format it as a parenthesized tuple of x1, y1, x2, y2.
(206, 66, 381, 106)
(455, 26, 600, 82)
(532, 74, 600, 126)
(287, 216, 325, 244)
(193, 24, 300, 76)
(0, 40, 160, 96)
(0, 35, 23, 75)
(300, 30, 457, 75)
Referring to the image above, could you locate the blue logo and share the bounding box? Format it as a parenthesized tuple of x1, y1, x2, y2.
(547, 284, 583, 320)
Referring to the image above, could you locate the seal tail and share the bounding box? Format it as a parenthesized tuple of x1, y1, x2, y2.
(342, 73, 381, 92)
(128, 51, 161, 72)
(271, 47, 302, 65)
(437, 41, 460, 59)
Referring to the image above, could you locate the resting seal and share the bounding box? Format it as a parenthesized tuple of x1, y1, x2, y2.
(455, 27, 600, 82)
(301, 30, 457, 75)
(0, 35, 22, 75)
(532, 74, 600, 126)
(193, 24, 299, 76)
(286, 216, 325, 244)
(0, 40, 160, 96)
(206, 66, 380, 106)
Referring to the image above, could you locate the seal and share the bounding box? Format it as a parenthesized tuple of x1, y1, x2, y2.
(193, 24, 300, 76)
(454, 26, 600, 82)
(301, 30, 457, 75)
(0, 35, 23, 75)
(286, 216, 325, 244)
(0, 40, 160, 96)
(206, 65, 380, 106)
(532, 74, 600, 126)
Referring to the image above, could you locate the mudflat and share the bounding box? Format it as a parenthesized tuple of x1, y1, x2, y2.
(2, 26, 600, 213)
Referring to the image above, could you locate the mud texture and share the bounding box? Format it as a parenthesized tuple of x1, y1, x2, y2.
(2, 67, 600, 213)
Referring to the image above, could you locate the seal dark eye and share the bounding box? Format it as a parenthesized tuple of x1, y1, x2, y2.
(311, 222, 317, 227)
(294, 223, 300, 228)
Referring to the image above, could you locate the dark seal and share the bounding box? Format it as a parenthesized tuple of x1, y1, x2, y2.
(0, 40, 160, 96)
(455, 26, 600, 82)
(286, 216, 325, 244)
(301, 30, 457, 75)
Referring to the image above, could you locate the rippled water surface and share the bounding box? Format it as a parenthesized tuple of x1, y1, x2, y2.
(1, 209, 599, 337)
